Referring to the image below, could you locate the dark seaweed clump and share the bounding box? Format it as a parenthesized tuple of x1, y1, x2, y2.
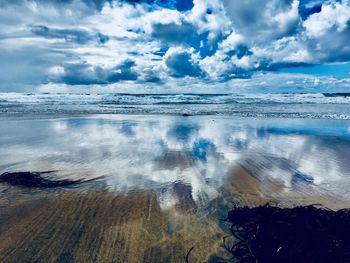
(226, 205, 350, 263)
(0, 171, 84, 188)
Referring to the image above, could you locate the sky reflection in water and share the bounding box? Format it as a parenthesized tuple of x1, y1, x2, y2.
(1, 115, 350, 209)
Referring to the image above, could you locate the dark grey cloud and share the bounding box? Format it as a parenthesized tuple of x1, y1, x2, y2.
(107, 59, 138, 82)
(30, 25, 109, 44)
(50, 59, 138, 85)
(226, 44, 252, 59)
(151, 21, 198, 47)
(55, 63, 108, 85)
(164, 48, 203, 77)
(141, 68, 162, 83)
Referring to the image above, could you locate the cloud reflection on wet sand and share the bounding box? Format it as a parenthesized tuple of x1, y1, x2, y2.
(1, 115, 350, 262)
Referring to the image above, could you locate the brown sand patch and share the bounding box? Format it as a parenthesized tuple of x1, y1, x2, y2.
(223, 164, 349, 210)
(223, 165, 276, 207)
(0, 189, 228, 263)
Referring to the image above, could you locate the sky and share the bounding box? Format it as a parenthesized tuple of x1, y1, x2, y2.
(0, 0, 350, 93)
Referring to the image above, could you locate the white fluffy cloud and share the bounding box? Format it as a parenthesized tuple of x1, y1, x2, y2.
(222, 0, 300, 41)
(302, 1, 350, 62)
(200, 32, 256, 80)
(303, 1, 350, 37)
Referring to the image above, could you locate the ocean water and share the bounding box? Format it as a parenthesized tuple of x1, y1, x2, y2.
(1, 92, 350, 119)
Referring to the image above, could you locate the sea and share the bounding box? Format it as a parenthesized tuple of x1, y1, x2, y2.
(0, 92, 350, 119)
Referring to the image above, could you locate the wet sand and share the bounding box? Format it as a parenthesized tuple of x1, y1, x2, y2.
(1, 115, 350, 262)
(1, 165, 349, 263)
(223, 165, 349, 210)
(0, 187, 230, 263)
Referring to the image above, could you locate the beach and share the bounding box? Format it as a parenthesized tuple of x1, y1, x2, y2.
(1, 115, 350, 262)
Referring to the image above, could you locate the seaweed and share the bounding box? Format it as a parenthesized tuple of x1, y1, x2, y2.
(185, 246, 194, 263)
(226, 205, 350, 263)
(0, 171, 88, 188)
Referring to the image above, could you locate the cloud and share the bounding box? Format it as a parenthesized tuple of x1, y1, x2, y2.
(200, 32, 255, 80)
(0, 0, 350, 92)
(140, 67, 162, 82)
(30, 25, 109, 44)
(302, 1, 350, 62)
(0, 0, 112, 11)
(164, 47, 203, 77)
(303, 1, 350, 37)
(107, 59, 138, 82)
(0, 42, 69, 91)
(120, 0, 194, 12)
(226, 72, 350, 93)
(150, 20, 198, 46)
(222, 0, 300, 41)
(48, 59, 138, 85)
(145, 0, 231, 52)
